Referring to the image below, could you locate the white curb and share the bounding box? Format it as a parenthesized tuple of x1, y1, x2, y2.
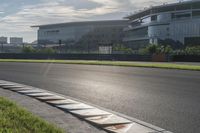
(0, 80, 173, 133)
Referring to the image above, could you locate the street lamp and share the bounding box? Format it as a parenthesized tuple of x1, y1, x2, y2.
(0, 42, 3, 53)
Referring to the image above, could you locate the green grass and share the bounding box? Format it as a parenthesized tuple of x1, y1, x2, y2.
(0, 59, 199, 71)
(0, 97, 64, 133)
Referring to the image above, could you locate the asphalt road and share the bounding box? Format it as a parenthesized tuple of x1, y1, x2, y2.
(0, 62, 199, 133)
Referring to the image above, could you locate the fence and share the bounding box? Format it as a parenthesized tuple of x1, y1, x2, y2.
(172, 55, 200, 62)
(0, 53, 152, 61)
(0, 53, 199, 62)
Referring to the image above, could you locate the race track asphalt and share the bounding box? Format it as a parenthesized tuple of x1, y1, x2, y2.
(0, 62, 199, 133)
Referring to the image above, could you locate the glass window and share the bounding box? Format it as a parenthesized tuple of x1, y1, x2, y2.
(151, 15, 157, 21)
(131, 20, 141, 27)
(142, 17, 151, 24)
(192, 3, 200, 9)
(192, 11, 200, 17)
(176, 4, 191, 11)
(176, 13, 191, 19)
(172, 12, 191, 19)
(126, 27, 148, 38)
(171, 13, 176, 19)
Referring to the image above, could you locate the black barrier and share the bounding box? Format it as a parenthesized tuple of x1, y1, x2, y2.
(172, 55, 200, 62)
(0, 53, 199, 62)
(0, 53, 152, 61)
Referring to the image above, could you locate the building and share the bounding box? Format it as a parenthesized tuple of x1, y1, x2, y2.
(0, 44, 22, 53)
(32, 20, 127, 52)
(124, 0, 200, 49)
(10, 37, 23, 44)
(0, 36, 8, 44)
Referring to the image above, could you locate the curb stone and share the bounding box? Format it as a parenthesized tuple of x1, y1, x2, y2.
(0, 80, 173, 133)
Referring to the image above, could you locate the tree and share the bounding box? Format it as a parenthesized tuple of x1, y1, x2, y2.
(146, 44, 158, 54)
(22, 46, 36, 53)
(163, 45, 173, 54)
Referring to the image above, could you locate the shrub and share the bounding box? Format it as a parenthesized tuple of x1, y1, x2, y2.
(22, 46, 56, 54)
(113, 44, 133, 54)
(139, 44, 173, 55)
(39, 48, 56, 54)
(184, 46, 200, 55)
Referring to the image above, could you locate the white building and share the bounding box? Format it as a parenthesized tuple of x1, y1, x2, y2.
(10, 37, 23, 44)
(32, 20, 127, 45)
(124, 0, 200, 49)
(32, 20, 127, 52)
(0, 36, 8, 44)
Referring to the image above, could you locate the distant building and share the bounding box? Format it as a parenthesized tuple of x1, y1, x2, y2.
(124, 0, 200, 49)
(0, 44, 22, 53)
(10, 37, 23, 44)
(32, 20, 128, 52)
(0, 36, 8, 44)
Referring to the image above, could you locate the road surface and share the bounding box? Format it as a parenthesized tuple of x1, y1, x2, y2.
(0, 62, 199, 133)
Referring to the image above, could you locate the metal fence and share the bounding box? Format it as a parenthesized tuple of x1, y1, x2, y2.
(0, 53, 152, 61)
(172, 55, 200, 62)
(0, 53, 199, 62)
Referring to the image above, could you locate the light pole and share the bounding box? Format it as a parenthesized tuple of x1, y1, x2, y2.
(1, 43, 3, 53)
(59, 40, 62, 53)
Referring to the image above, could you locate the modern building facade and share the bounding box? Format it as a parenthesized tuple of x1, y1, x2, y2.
(33, 20, 127, 51)
(10, 37, 23, 44)
(124, 0, 200, 49)
(0, 36, 8, 44)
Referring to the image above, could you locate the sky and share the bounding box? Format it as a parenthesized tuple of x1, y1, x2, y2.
(0, 0, 184, 43)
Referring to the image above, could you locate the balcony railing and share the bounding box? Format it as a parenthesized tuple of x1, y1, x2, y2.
(123, 36, 149, 42)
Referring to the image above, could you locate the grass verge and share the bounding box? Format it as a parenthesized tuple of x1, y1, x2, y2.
(0, 97, 64, 133)
(0, 59, 199, 71)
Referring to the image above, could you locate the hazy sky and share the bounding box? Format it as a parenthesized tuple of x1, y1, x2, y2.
(0, 0, 182, 42)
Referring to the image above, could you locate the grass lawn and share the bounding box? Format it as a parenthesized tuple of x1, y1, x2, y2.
(0, 59, 199, 71)
(0, 97, 64, 133)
